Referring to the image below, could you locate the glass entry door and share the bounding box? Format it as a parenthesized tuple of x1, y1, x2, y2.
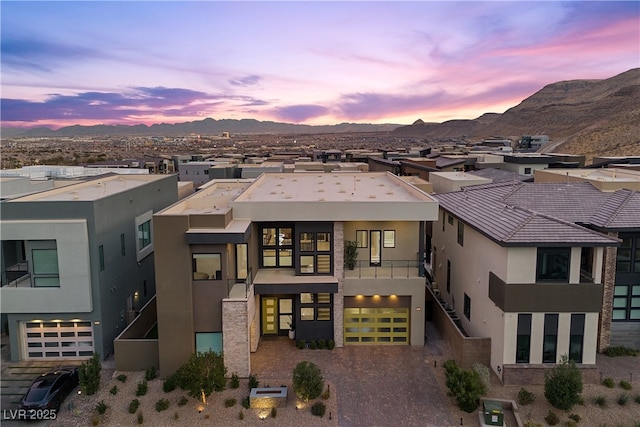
(261, 297, 278, 335)
(370, 230, 381, 266)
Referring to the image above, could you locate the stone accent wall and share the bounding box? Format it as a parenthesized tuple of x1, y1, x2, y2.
(222, 299, 250, 377)
(334, 222, 345, 348)
(502, 364, 599, 385)
(598, 233, 617, 352)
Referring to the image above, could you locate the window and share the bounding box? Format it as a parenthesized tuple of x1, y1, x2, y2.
(446, 260, 451, 293)
(543, 314, 558, 363)
(300, 293, 332, 321)
(99, 245, 105, 271)
(457, 222, 464, 246)
(195, 332, 222, 354)
(138, 221, 151, 250)
(516, 314, 532, 363)
(383, 230, 395, 248)
(135, 211, 154, 261)
(442, 211, 445, 231)
(260, 226, 293, 268)
(120, 233, 126, 256)
(298, 231, 332, 275)
(235, 243, 248, 280)
(616, 235, 640, 273)
(463, 293, 471, 320)
(447, 214, 454, 225)
(192, 253, 222, 280)
(356, 230, 368, 248)
(569, 314, 585, 363)
(32, 246, 60, 287)
(536, 247, 570, 282)
(524, 167, 532, 175)
(613, 285, 640, 321)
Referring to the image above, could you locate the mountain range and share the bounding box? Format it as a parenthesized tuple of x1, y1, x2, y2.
(3, 68, 639, 159)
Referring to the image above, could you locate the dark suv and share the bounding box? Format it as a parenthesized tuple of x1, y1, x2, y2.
(20, 366, 79, 413)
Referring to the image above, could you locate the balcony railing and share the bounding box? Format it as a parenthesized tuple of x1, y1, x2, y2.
(226, 268, 253, 298)
(2, 261, 31, 287)
(345, 260, 422, 279)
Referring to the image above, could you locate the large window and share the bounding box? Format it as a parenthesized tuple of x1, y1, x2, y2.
(569, 314, 585, 363)
(543, 314, 559, 363)
(192, 253, 222, 280)
(613, 285, 640, 321)
(261, 226, 293, 268)
(516, 314, 532, 363)
(236, 243, 248, 280)
(298, 231, 331, 274)
(616, 235, 640, 273)
(299, 293, 332, 321)
(195, 332, 222, 354)
(536, 247, 570, 282)
(32, 246, 60, 287)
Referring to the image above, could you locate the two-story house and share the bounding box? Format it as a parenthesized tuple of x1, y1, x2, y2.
(1, 174, 178, 361)
(151, 172, 439, 377)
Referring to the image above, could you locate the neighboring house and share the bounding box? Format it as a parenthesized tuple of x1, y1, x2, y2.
(431, 181, 626, 385)
(150, 172, 438, 377)
(1, 174, 178, 361)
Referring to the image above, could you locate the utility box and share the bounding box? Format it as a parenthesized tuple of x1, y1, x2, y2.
(483, 400, 504, 426)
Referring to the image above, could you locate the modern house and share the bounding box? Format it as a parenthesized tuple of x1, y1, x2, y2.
(151, 172, 439, 377)
(430, 180, 640, 384)
(0, 174, 178, 361)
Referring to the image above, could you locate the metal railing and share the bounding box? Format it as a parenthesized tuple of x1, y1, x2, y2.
(344, 260, 422, 279)
(2, 261, 30, 287)
(226, 268, 253, 298)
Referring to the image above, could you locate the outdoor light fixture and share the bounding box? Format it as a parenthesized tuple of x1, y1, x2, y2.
(197, 405, 204, 413)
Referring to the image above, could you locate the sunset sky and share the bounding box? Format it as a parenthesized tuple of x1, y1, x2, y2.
(1, 1, 638, 129)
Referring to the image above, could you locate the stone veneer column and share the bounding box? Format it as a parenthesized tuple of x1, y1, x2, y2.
(597, 232, 617, 352)
(334, 222, 345, 347)
(222, 299, 250, 377)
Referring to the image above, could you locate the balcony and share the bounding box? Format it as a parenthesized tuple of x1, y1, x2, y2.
(2, 262, 31, 287)
(345, 260, 422, 279)
(227, 269, 253, 299)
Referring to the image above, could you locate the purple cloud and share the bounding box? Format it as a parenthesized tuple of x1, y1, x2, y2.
(271, 104, 330, 122)
(1, 36, 101, 72)
(229, 75, 262, 87)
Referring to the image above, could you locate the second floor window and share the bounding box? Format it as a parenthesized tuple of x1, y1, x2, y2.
(192, 253, 222, 280)
(32, 245, 60, 287)
(537, 247, 570, 282)
(261, 226, 293, 268)
(299, 231, 332, 274)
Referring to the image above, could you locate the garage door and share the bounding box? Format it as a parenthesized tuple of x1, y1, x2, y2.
(344, 307, 409, 344)
(23, 321, 94, 360)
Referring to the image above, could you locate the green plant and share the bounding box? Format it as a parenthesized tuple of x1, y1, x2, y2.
(155, 398, 170, 412)
(544, 410, 560, 425)
(472, 363, 490, 394)
(602, 377, 615, 388)
(594, 395, 606, 407)
(225, 398, 237, 408)
(523, 422, 542, 427)
(544, 355, 583, 411)
(603, 346, 639, 357)
(128, 399, 140, 414)
(344, 240, 358, 269)
(177, 396, 188, 406)
(79, 352, 102, 395)
(163, 376, 177, 393)
(248, 373, 259, 389)
(620, 380, 633, 390)
(517, 388, 535, 405)
(444, 359, 486, 413)
(145, 366, 157, 381)
(293, 361, 324, 402)
(565, 421, 578, 427)
(327, 339, 335, 350)
(96, 400, 107, 415)
(309, 340, 317, 349)
(117, 374, 127, 383)
(322, 386, 330, 400)
(270, 407, 277, 418)
(230, 372, 240, 389)
(635, 394, 640, 404)
(137, 411, 144, 424)
(617, 393, 628, 406)
(173, 350, 227, 398)
(109, 385, 118, 395)
(239, 410, 244, 420)
(311, 401, 326, 417)
(318, 339, 326, 349)
(296, 340, 305, 349)
(241, 396, 250, 409)
(135, 379, 148, 396)
(569, 413, 581, 422)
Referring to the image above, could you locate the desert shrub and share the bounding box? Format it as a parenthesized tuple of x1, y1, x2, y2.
(594, 395, 606, 407)
(163, 375, 177, 393)
(248, 373, 259, 390)
(241, 396, 250, 409)
(225, 398, 237, 408)
(472, 363, 490, 393)
(317, 339, 326, 349)
(309, 340, 317, 349)
(565, 421, 578, 427)
(270, 407, 277, 418)
(311, 401, 326, 417)
(239, 410, 244, 420)
(544, 410, 560, 425)
(96, 400, 107, 415)
(544, 355, 583, 411)
(128, 399, 140, 414)
(292, 361, 324, 402)
(145, 366, 157, 381)
(137, 411, 143, 424)
(602, 377, 615, 388)
(635, 394, 640, 404)
(135, 380, 148, 396)
(91, 414, 100, 426)
(230, 372, 240, 389)
(173, 412, 179, 420)
(523, 422, 542, 427)
(603, 346, 638, 357)
(155, 398, 170, 412)
(117, 374, 127, 383)
(618, 393, 628, 406)
(327, 339, 335, 350)
(444, 359, 486, 413)
(79, 352, 101, 395)
(568, 413, 581, 422)
(296, 340, 305, 349)
(517, 388, 535, 405)
(177, 396, 188, 407)
(109, 385, 118, 395)
(173, 350, 227, 398)
(620, 380, 633, 390)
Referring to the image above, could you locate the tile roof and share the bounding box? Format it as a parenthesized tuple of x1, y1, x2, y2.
(590, 189, 640, 229)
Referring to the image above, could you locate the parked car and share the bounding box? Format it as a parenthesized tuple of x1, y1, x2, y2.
(20, 366, 79, 413)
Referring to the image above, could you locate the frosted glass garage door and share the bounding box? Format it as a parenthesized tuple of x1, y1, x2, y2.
(344, 308, 409, 344)
(23, 321, 94, 360)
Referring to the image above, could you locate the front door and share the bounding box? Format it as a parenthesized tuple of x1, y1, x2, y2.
(261, 297, 278, 335)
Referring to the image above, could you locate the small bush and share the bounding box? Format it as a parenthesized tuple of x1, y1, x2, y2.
(163, 376, 177, 393)
(318, 339, 326, 349)
(523, 422, 542, 427)
(248, 373, 259, 390)
(96, 400, 107, 415)
(172, 350, 227, 399)
(565, 421, 578, 427)
(91, 414, 100, 426)
(137, 411, 144, 424)
(128, 399, 140, 414)
(618, 393, 629, 406)
(239, 410, 244, 420)
(594, 395, 606, 407)
(117, 374, 127, 383)
(322, 387, 330, 400)
(620, 380, 633, 390)
(568, 413, 581, 422)
(230, 372, 240, 389)
(309, 340, 317, 349)
(635, 394, 640, 404)
(109, 385, 118, 395)
(444, 359, 486, 413)
(241, 396, 250, 409)
(270, 407, 277, 418)
(544, 410, 560, 425)
(79, 352, 102, 395)
(603, 346, 639, 357)
(311, 401, 326, 417)
(145, 366, 157, 381)
(602, 377, 615, 388)
(225, 398, 237, 408)
(517, 388, 535, 405)
(472, 363, 491, 394)
(155, 398, 170, 412)
(296, 340, 305, 349)
(327, 339, 335, 350)
(544, 355, 583, 411)
(135, 380, 148, 396)
(177, 396, 188, 407)
(293, 361, 324, 402)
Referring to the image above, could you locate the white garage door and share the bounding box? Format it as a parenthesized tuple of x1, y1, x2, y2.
(23, 321, 94, 360)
